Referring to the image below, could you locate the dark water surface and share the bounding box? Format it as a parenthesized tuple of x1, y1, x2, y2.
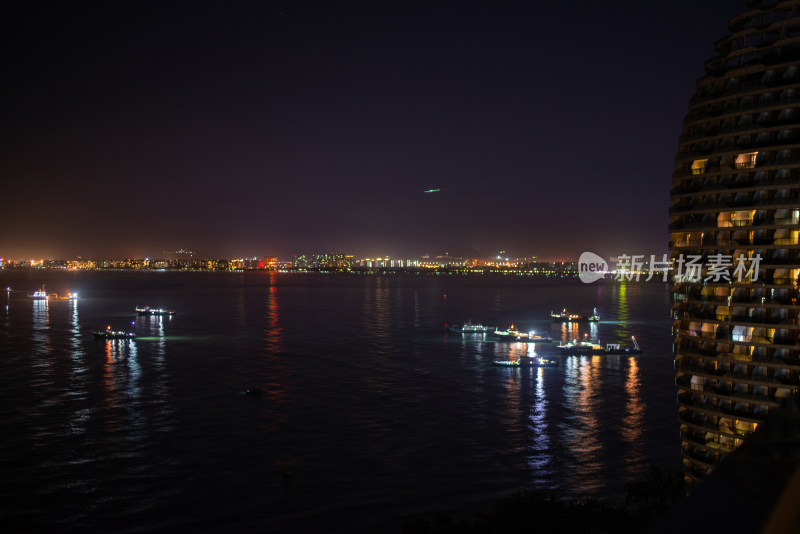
(0, 271, 678, 532)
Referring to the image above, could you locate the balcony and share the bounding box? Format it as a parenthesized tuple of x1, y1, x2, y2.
(676, 343, 800, 369)
(671, 172, 800, 199)
(682, 463, 710, 484)
(680, 294, 729, 304)
(675, 360, 800, 388)
(669, 239, 703, 248)
(726, 315, 800, 328)
(678, 394, 764, 423)
(668, 219, 756, 232)
(677, 411, 747, 440)
(682, 447, 718, 467)
(675, 360, 728, 377)
(681, 431, 738, 455)
(737, 133, 800, 150)
(670, 184, 704, 196)
(675, 375, 783, 406)
(673, 344, 718, 358)
(760, 115, 799, 127)
(674, 198, 800, 215)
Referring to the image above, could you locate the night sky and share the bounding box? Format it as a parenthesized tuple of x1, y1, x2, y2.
(3, 1, 744, 260)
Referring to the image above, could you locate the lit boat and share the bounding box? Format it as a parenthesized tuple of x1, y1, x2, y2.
(93, 326, 136, 340)
(26, 285, 75, 300)
(550, 307, 600, 322)
(492, 356, 559, 367)
(446, 320, 495, 334)
(136, 306, 176, 316)
(490, 325, 553, 343)
(556, 336, 640, 355)
(28, 285, 49, 299)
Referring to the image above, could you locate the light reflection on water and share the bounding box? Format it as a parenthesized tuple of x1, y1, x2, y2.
(32, 298, 51, 361)
(527, 367, 554, 488)
(265, 276, 282, 354)
(558, 320, 581, 343)
(614, 282, 630, 341)
(562, 356, 604, 494)
(368, 276, 392, 355)
(621, 356, 645, 476)
(494, 341, 536, 360)
(462, 332, 486, 357)
(132, 313, 172, 434)
(68, 299, 88, 435)
(263, 272, 289, 426)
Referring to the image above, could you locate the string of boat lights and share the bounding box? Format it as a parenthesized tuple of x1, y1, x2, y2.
(446, 309, 641, 367)
(10, 285, 174, 341)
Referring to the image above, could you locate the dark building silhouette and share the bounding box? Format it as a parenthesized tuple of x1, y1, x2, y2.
(670, 0, 800, 484)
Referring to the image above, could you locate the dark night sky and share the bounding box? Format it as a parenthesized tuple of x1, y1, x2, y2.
(2, 1, 744, 260)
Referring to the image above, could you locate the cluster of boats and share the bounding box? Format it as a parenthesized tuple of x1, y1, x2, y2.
(447, 307, 601, 339)
(22, 283, 180, 343)
(446, 321, 553, 343)
(446, 309, 641, 367)
(491, 325, 553, 343)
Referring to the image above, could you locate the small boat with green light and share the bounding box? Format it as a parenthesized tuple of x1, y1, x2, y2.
(93, 326, 136, 340)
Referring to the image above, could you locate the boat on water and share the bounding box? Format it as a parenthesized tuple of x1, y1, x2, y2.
(93, 326, 136, 340)
(492, 356, 559, 367)
(490, 325, 553, 343)
(27, 285, 78, 300)
(446, 320, 495, 334)
(136, 306, 176, 316)
(28, 285, 50, 299)
(556, 336, 640, 355)
(550, 308, 600, 323)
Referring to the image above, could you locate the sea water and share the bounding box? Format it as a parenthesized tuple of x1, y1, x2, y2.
(0, 270, 678, 532)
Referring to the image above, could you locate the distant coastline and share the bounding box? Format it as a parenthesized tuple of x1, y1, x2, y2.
(0, 258, 580, 276)
(0, 264, 581, 277)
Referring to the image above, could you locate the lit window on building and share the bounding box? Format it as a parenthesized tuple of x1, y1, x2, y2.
(735, 152, 758, 169)
(691, 158, 708, 175)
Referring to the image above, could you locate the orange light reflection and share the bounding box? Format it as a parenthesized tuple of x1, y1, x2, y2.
(621, 356, 645, 476)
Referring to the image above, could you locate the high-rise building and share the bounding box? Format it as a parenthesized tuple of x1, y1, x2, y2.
(670, 1, 800, 484)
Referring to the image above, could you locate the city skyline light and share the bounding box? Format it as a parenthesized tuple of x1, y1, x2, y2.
(3, 2, 741, 260)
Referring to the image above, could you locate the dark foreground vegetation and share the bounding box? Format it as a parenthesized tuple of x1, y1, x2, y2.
(402, 467, 685, 534)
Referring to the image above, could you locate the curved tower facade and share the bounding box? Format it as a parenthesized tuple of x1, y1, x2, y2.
(670, 0, 800, 483)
